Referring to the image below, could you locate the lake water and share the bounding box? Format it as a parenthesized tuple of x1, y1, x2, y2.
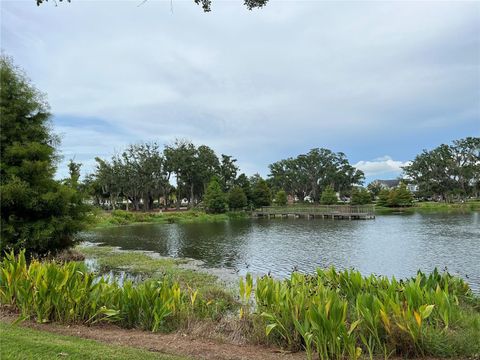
(79, 213, 480, 291)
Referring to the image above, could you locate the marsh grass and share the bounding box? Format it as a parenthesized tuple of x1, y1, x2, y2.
(375, 200, 480, 214)
(92, 209, 248, 228)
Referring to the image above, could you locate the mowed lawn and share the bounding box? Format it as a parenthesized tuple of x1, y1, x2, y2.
(0, 322, 189, 360)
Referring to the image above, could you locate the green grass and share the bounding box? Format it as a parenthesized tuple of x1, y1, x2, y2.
(91, 209, 248, 229)
(375, 200, 480, 214)
(0, 322, 188, 360)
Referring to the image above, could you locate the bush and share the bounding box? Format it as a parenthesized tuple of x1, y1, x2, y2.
(203, 179, 227, 213)
(320, 185, 337, 205)
(274, 190, 288, 206)
(228, 186, 247, 210)
(350, 187, 371, 205)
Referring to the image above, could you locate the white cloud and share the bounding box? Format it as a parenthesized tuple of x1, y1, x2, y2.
(354, 156, 411, 178)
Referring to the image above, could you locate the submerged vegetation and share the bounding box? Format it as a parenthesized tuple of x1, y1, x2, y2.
(1, 251, 479, 359)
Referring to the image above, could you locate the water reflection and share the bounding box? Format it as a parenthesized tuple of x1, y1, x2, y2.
(78, 213, 480, 291)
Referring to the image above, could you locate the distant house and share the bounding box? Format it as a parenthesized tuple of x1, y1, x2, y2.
(373, 179, 401, 189)
(406, 184, 419, 193)
(372, 179, 418, 193)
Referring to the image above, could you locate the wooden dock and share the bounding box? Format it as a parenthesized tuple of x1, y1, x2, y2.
(252, 205, 375, 220)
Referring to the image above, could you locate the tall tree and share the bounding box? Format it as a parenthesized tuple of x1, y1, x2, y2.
(269, 148, 364, 202)
(0, 56, 88, 256)
(203, 178, 227, 213)
(219, 154, 238, 192)
(403, 137, 480, 201)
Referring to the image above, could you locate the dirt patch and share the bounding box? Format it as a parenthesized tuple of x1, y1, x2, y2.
(0, 311, 302, 360)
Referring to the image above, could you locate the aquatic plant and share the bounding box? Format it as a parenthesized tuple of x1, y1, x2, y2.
(0, 251, 223, 331)
(246, 267, 479, 359)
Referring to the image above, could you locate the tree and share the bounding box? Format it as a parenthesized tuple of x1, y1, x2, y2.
(235, 173, 253, 206)
(367, 181, 383, 199)
(203, 178, 227, 213)
(0, 56, 88, 256)
(36, 0, 270, 12)
(350, 187, 371, 205)
(395, 183, 414, 207)
(403, 137, 480, 202)
(320, 185, 337, 205)
(268, 148, 364, 202)
(274, 190, 288, 206)
(228, 186, 247, 210)
(164, 139, 196, 210)
(377, 189, 390, 207)
(219, 154, 238, 192)
(251, 178, 271, 208)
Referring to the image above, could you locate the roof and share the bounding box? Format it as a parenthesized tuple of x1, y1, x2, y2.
(374, 179, 401, 188)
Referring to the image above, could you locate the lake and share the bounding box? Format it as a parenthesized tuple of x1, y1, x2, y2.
(79, 212, 480, 291)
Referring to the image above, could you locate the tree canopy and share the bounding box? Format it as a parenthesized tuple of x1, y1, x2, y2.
(0, 56, 88, 256)
(403, 137, 480, 201)
(268, 148, 364, 202)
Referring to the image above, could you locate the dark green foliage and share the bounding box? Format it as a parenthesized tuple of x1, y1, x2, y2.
(203, 178, 227, 213)
(377, 184, 413, 207)
(268, 148, 364, 202)
(320, 185, 337, 205)
(228, 186, 247, 210)
(377, 188, 390, 207)
(403, 137, 480, 201)
(0, 56, 88, 256)
(251, 178, 271, 208)
(367, 181, 383, 198)
(274, 190, 288, 206)
(350, 187, 371, 205)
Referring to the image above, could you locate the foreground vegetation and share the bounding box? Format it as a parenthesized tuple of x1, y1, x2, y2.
(247, 269, 480, 359)
(1, 251, 478, 359)
(0, 322, 187, 360)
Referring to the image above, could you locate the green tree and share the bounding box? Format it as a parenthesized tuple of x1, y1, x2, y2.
(251, 178, 271, 208)
(203, 178, 227, 213)
(268, 148, 364, 202)
(377, 189, 390, 207)
(403, 137, 480, 202)
(395, 183, 414, 207)
(320, 185, 337, 205)
(367, 181, 383, 199)
(235, 173, 253, 206)
(228, 186, 247, 210)
(274, 190, 288, 206)
(0, 56, 88, 256)
(350, 187, 371, 205)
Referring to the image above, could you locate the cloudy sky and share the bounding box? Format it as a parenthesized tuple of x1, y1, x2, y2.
(2, 0, 479, 183)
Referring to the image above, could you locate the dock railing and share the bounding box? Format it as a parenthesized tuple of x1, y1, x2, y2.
(253, 204, 375, 218)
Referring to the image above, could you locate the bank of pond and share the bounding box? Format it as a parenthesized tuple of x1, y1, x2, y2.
(92, 201, 480, 228)
(1, 251, 479, 359)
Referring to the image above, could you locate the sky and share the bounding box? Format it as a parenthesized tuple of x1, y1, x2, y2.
(2, 0, 479, 184)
